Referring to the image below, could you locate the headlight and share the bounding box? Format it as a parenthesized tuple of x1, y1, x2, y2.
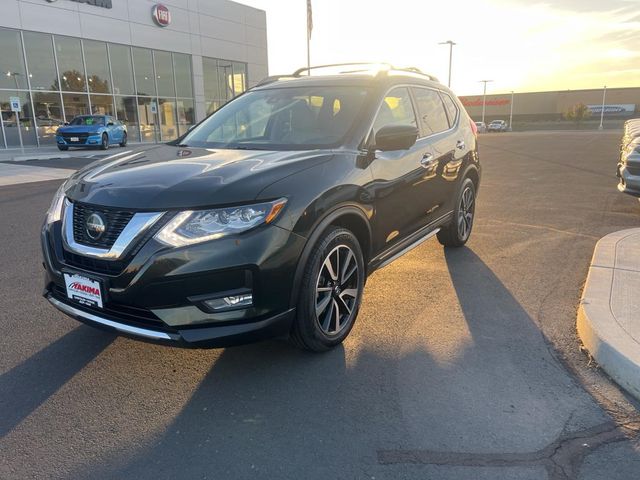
(155, 198, 287, 247)
(45, 183, 66, 224)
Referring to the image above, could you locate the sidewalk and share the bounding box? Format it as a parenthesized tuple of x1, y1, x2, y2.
(578, 228, 640, 400)
(0, 145, 132, 162)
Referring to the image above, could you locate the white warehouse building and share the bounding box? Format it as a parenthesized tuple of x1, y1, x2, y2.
(0, 0, 268, 148)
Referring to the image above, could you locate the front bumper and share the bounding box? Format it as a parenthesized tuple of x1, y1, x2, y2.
(56, 134, 102, 147)
(46, 294, 295, 348)
(42, 216, 306, 348)
(617, 157, 640, 197)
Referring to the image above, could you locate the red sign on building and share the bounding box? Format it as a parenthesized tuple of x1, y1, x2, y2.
(152, 4, 171, 27)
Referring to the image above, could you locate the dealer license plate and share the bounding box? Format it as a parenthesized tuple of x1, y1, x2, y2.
(64, 273, 103, 309)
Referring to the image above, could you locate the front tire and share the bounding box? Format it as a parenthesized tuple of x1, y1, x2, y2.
(437, 177, 476, 247)
(290, 227, 365, 352)
(119, 132, 127, 147)
(57, 145, 68, 151)
(100, 133, 109, 150)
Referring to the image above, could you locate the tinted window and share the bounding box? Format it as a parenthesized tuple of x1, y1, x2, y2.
(372, 87, 417, 134)
(55, 36, 86, 92)
(83, 40, 111, 93)
(23, 31, 57, 91)
(412, 87, 450, 136)
(109, 44, 135, 95)
(440, 92, 459, 127)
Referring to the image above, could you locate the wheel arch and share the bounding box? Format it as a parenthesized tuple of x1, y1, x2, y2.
(288, 204, 372, 308)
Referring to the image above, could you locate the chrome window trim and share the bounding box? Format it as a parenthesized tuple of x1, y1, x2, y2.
(48, 296, 176, 341)
(61, 199, 163, 260)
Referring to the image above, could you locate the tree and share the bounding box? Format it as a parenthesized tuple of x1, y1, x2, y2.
(564, 103, 592, 127)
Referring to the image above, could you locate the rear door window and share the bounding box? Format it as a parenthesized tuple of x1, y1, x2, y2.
(412, 87, 450, 137)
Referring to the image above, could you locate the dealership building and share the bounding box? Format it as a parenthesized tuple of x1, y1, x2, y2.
(0, 0, 268, 149)
(460, 87, 640, 124)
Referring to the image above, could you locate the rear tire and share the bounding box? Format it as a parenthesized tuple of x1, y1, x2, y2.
(100, 133, 109, 150)
(437, 177, 476, 248)
(290, 226, 365, 352)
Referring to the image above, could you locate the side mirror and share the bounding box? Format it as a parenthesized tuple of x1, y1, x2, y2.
(374, 124, 419, 151)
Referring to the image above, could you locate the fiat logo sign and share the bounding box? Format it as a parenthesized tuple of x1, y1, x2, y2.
(152, 4, 171, 27)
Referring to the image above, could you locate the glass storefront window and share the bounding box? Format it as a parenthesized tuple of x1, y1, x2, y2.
(218, 61, 234, 102)
(203, 57, 220, 102)
(109, 44, 135, 96)
(32, 91, 64, 144)
(0, 91, 37, 147)
(55, 36, 86, 92)
(0, 28, 28, 90)
(90, 94, 114, 116)
(83, 40, 111, 94)
(137, 96, 158, 143)
(232, 62, 247, 96)
(158, 98, 177, 140)
(173, 53, 193, 98)
(154, 51, 175, 98)
(62, 93, 90, 121)
(177, 99, 195, 136)
(132, 47, 156, 97)
(23, 32, 58, 91)
(115, 95, 139, 142)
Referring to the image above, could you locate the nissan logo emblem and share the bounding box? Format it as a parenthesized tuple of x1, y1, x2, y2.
(86, 213, 106, 240)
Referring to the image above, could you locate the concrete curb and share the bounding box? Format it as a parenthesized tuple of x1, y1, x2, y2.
(11, 154, 70, 162)
(577, 228, 640, 400)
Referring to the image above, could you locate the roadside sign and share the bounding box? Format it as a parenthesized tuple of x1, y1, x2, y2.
(9, 97, 21, 113)
(150, 102, 157, 114)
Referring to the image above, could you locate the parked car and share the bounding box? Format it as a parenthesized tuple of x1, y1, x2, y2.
(55, 115, 127, 151)
(488, 119, 508, 132)
(475, 121, 487, 133)
(617, 118, 640, 197)
(42, 63, 481, 351)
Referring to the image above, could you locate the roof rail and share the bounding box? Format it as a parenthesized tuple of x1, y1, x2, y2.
(292, 62, 394, 77)
(256, 63, 441, 88)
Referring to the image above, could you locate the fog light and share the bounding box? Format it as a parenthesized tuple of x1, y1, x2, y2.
(204, 293, 253, 311)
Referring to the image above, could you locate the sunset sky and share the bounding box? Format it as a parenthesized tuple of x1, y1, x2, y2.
(237, 0, 640, 96)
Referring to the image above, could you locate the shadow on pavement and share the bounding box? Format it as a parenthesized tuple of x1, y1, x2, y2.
(0, 326, 114, 438)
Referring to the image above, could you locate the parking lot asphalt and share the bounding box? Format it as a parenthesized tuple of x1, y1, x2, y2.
(1, 131, 639, 480)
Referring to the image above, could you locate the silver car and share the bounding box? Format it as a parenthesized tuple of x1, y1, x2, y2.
(617, 119, 640, 198)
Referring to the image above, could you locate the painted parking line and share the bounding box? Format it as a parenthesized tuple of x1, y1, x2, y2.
(0, 163, 75, 187)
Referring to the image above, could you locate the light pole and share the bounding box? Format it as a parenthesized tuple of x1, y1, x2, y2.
(479, 80, 493, 125)
(439, 40, 456, 88)
(599, 85, 607, 130)
(509, 90, 514, 131)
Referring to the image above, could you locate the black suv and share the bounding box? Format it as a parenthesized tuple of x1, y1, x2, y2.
(42, 64, 480, 352)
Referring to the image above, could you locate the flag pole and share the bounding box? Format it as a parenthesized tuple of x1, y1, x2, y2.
(306, 0, 312, 71)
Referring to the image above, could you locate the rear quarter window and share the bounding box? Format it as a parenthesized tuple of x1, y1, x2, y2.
(412, 87, 450, 136)
(440, 93, 459, 127)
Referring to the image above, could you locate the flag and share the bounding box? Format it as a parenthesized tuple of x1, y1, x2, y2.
(307, 0, 313, 40)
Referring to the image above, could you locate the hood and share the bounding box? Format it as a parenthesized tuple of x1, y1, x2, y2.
(64, 144, 335, 210)
(58, 125, 103, 134)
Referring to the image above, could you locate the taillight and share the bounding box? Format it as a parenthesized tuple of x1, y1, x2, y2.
(470, 119, 478, 137)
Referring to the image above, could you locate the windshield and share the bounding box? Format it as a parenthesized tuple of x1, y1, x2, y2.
(70, 116, 105, 126)
(181, 86, 370, 150)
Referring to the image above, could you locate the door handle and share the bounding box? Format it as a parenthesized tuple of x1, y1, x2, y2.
(420, 153, 435, 168)
(456, 140, 466, 150)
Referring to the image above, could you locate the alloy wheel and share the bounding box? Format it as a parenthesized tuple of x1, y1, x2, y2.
(315, 245, 360, 335)
(457, 185, 475, 241)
